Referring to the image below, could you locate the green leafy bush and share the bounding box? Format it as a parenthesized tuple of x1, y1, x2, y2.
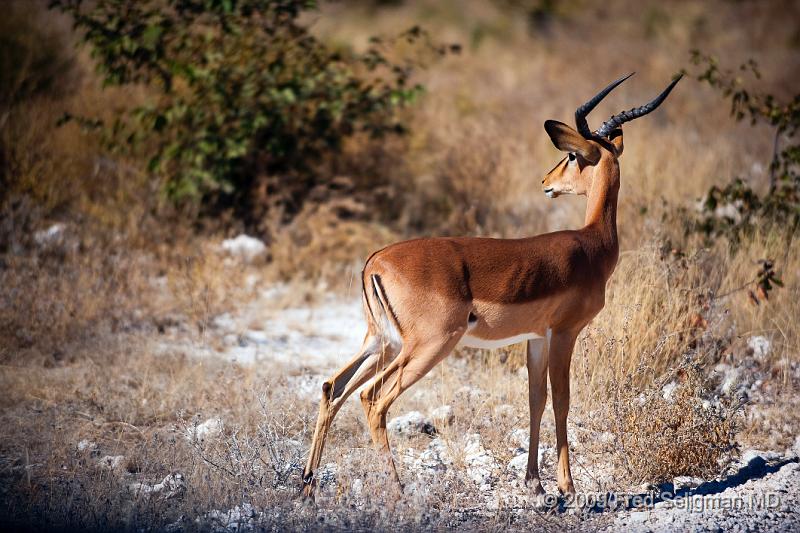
(688, 51, 800, 239)
(52, 0, 437, 217)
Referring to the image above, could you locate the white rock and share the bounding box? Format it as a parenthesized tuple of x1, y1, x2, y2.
(387, 411, 435, 436)
(457, 385, 486, 402)
(34, 223, 65, 246)
(77, 439, 97, 452)
(212, 313, 237, 331)
(747, 335, 771, 360)
(463, 433, 498, 487)
(429, 405, 454, 427)
(418, 438, 452, 469)
(129, 473, 186, 499)
(222, 334, 238, 346)
(509, 428, 529, 449)
(98, 455, 126, 471)
(203, 503, 261, 530)
(243, 329, 268, 345)
(508, 442, 553, 472)
(695, 197, 743, 223)
(715, 363, 742, 395)
(714, 202, 742, 223)
(673, 475, 704, 491)
(188, 417, 223, 442)
(740, 449, 782, 465)
(221, 234, 266, 262)
(661, 380, 679, 401)
(567, 427, 579, 446)
(508, 453, 529, 472)
(318, 462, 338, 486)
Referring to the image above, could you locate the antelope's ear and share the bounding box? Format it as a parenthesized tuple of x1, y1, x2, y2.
(608, 128, 624, 156)
(544, 120, 600, 163)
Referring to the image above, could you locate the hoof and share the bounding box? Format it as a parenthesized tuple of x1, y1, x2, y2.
(301, 472, 316, 499)
(525, 477, 546, 496)
(558, 484, 576, 498)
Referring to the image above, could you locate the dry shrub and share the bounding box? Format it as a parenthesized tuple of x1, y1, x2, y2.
(267, 199, 398, 290)
(0, 337, 551, 531)
(597, 358, 741, 485)
(157, 240, 255, 330)
(0, 0, 77, 108)
(572, 228, 800, 395)
(404, 119, 546, 237)
(571, 229, 797, 483)
(0, 203, 145, 358)
(0, 1, 154, 224)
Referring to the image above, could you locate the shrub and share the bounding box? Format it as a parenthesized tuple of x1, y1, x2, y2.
(0, 0, 77, 110)
(52, 0, 441, 219)
(0, 1, 78, 198)
(599, 357, 741, 484)
(687, 51, 800, 241)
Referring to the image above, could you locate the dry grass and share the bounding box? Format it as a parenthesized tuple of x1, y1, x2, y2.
(0, 338, 571, 531)
(1, 0, 799, 530)
(267, 199, 398, 289)
(573, 231, 800, 390)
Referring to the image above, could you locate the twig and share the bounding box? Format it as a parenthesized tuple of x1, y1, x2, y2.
(715, 276, 757, 301)
(100, 420, 146, 435)
(768, 127, 780, 193)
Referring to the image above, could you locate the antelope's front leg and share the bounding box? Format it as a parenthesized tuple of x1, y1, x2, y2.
(525, 336, 548, 495)
(548, 330, 578, 496)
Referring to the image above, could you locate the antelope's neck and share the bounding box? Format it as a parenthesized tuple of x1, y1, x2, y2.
(583, 159, 620, 277)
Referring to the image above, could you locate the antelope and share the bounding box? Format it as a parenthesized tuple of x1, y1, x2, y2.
(302, 73, 682, 498)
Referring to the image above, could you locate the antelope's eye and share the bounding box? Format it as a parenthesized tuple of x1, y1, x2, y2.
(568, 152, 576, 162)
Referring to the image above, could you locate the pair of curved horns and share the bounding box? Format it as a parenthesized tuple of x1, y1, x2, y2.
(574, 73, 683, 139)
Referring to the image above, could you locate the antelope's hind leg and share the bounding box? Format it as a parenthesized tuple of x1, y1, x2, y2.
(359, 331, 464, 486)
(302, 333, 397, 497)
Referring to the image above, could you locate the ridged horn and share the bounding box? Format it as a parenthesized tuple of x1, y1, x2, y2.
(594, 74, 683, 138)
(574, 72, 635, 138)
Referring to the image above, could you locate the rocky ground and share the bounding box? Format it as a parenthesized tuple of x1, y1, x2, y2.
(607, 452, 800, 532)
(6, 233, 797, 531)
(151, 251, 800, 532)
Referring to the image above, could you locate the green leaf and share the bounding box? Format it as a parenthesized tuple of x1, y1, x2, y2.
(142, 25, 163, 51)
(147, 155, 162, 173)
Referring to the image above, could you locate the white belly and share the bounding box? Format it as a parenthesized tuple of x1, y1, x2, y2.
(458, 332, 543, 349)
